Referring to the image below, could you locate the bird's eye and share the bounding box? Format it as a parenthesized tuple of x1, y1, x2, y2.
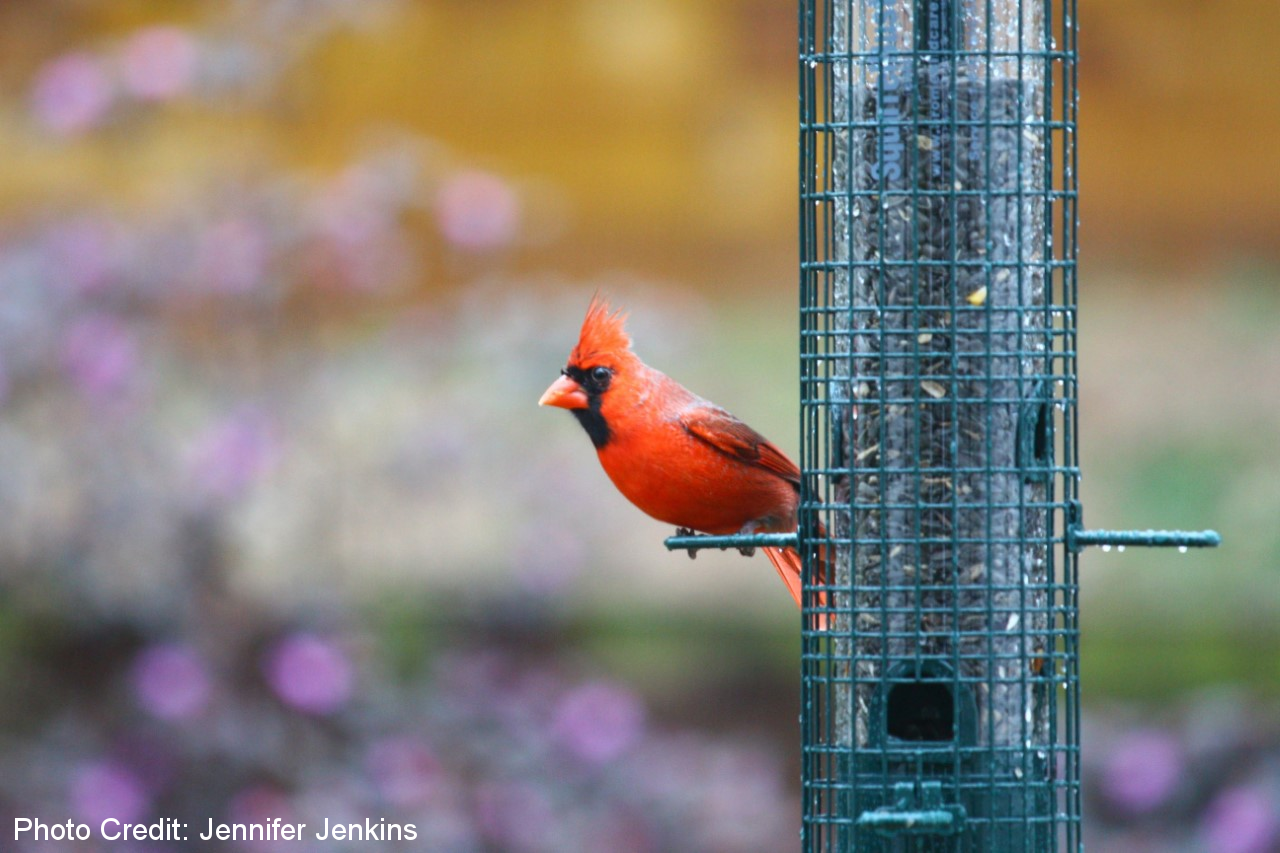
(590, 366, 611, 384)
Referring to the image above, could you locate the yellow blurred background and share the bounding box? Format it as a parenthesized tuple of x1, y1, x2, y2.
(5, 0, 1277, 284)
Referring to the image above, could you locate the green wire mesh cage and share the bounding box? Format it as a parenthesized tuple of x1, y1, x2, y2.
(793, 0, 1218, 850)
(798, 0, 1078, 848)
(662, 0, 1220, 846)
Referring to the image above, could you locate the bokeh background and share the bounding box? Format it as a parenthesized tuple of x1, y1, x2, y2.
(1, 1, 1277, 851)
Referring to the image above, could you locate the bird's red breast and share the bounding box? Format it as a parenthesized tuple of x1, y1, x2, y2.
(596, 365, 799, 536)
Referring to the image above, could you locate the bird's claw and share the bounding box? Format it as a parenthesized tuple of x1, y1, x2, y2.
(671, 527, 755, 558)
(675, 527, 698, 560)
(736, 523, 759, 557)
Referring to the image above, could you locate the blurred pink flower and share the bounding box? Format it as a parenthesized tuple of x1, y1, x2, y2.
(131, 643, 212, 722)
(30, 52, 114, 135)
(69, 761, 148, 826)
(1100, 728, 1183, 815)
(228, 785, 297, 853)
(586, 808, 658, 853)
(186, 406, 279, 501)
(196, 218, 269, 295)
(364, 736, 440, 807)
(435, 170, 520, 251)
(310, 168, 408, 292)
(1200, 785, 1280, 853)
(314, 171, 394, 248)
(60, 314, 139, 402)
(264, 633, 353, 715)
(552, 681, 646, 765)
(120, 26, 198, 102)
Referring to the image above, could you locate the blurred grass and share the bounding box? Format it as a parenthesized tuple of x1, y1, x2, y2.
(1067, 267, 1280, 703)
(1085, 623, 1280, 701)
(1128, 443, 1237, 530)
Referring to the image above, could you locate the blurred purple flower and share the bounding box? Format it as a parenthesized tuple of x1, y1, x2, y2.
(552, 681, 646, 766)
(473, 781, 556, 851)
(196, 218, 269, 295)
(264, 633, 353, 715)
(42, 217, 115, 296)
(186, 406, 279, 501)
(1100, 728, 1183, 816)
(30, 52, 114, 135)
(1201, 785, 1280, 853)
(69, 761, 148, 826)
(120, 26, 198, 102)
(60, 314, 139, 402)
(364, 736, 440, 807)
(435, 170, 520, 251)
(131, 643, 212, 722)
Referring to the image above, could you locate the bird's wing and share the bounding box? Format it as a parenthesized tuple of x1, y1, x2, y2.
(679, 405, 800, 487)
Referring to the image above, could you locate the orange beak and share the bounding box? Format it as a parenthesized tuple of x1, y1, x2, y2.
(539, 373, 589, 410)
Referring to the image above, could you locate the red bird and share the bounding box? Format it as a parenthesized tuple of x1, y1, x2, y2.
(539, 296, 826, 626)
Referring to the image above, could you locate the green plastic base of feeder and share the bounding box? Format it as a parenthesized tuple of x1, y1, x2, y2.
(808, 753, 1054, 852)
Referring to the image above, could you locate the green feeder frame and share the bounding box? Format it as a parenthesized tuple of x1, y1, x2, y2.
(798, 0, 1080, 847)
(669, 0, 1219, 849)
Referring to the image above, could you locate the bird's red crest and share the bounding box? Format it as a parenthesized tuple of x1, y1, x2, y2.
(570, 294, 631, 364)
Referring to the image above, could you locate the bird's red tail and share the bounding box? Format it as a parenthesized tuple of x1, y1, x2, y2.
(763, 535, 829, 631)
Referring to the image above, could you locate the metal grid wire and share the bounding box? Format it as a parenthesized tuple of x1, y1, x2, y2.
(798, 0, 1080, 849)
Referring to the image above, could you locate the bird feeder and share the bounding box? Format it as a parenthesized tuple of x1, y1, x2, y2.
(669, 0, 1217, 848)
(793, 0, 1218, 849)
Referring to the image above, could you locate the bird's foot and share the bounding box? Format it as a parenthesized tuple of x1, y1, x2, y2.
(674, 527, 698, 560)
(736, 522, 759, 557)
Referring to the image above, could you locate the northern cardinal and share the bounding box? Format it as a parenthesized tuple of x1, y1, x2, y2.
(539, 295, 826, 626)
